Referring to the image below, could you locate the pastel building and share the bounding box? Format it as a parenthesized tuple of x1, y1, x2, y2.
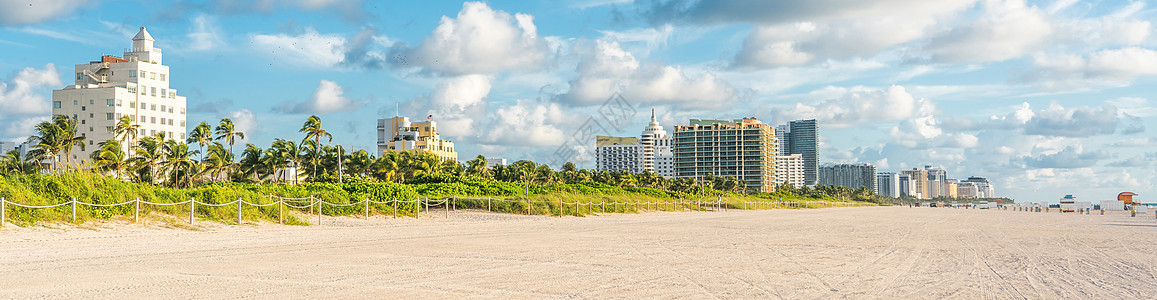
(901, 168, 930, 199)
(776, 153, 804, 188)
(377, 116, 458, 162)
(673, 118, 777, 193)
(51, 27, 187, 163)
(818, 163, 877, 191)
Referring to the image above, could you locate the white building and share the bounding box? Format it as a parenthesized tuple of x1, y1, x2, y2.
(818, 163, 877, 191)
(640, 109, 674, 178)
(595, 136, 643, 174)
(51, 27, 187, 163)
(776, 154, 804, 188)
(876, 172, 900, 197)
(0, 141, 15, 154)
(963, 176, 995, 198)
(956, 182, 979, 199)
(486, 158, 507, 168)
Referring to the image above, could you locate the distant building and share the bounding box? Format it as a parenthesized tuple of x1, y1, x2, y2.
(377, 116, 458, 162)
(877, 172, 900, 197)
(0, 141, 15, 154)
(898, 173, 917, 199)
(640, 109, 674, 178)
(777, 120, 818, 185)
(956, 182, 978, 199)
(486, 158, 507, 168)
(962, 176, 994, 198)
(595, 136, 643, 173)
(776, 154, 804, 188)
(52, 27, 187, 163)
(901, 168, 930, 199)
(673, 118, 777, 193)
(818, 163, 877, 191)
(925, 165, 948, 197)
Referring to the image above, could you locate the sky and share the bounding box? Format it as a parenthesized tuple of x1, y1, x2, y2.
(0, 0, 1155, 203)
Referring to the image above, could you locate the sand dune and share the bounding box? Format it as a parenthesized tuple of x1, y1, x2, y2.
(2, 207, 1156, 299)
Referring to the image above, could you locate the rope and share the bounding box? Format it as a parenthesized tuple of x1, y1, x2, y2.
(4, 201, 72, 209)
(197, 200, 240, 207)
(284, 202, 313, 209)
(75, 200, 137, 207)
(140, 200, 193, 206)
(241, 200, 280, 207)
(318, 200, 366, 207)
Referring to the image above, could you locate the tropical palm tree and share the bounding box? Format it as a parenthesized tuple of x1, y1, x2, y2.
(466, 155, 491, 178)
(113, 115, 140, 146)
(129, 136, 164, 184)
(270, 138, 300, 184)
(161, 139, 199, 188)
(236, 143, 266, 182)
(0, 149, 32, 175)
(214, 118, 245, 156)
(28, 115, 87, 171)
(298, 115, 332, 178)
(187, 121, 213, 162)
(200, 142, 233, 182)
(345, 149, 373, 177)
(372, 151, 399, 183)
(90, 140, 127, 178)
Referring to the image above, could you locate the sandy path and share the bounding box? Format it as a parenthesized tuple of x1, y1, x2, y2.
(2, 207, 1156, 299)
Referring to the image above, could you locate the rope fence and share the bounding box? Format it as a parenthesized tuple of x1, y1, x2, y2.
(0, 195, 882, 227)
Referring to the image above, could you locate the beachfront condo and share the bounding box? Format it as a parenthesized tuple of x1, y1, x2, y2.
(377, 116, 458, 162)
(673, 118, 777, 193)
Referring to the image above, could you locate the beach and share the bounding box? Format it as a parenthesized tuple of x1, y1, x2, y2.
(2, 206, 1156, 299)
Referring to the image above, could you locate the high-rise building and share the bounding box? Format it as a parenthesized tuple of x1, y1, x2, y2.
(962, 176, 994, 198)
(901, 168, 930, 199)
(876, 172, 900, 197)
(925, 165, 948, 197)
(776, 153, 804, 188)
(595, 136, 643, 173)
(673, 118, 777, 193)
(640, 109, 674, 178)
(956, 182, 979, 199)
(52, 27, 187, 163)
(818, 163, 877, 191)
(898, 173, 914, 198)
(377, 116, 458, 161)
(778, 119, 818, 185)
(0, 141, 15, 154)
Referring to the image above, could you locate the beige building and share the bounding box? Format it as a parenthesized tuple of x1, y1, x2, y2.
(376, 116, 457, 161)
(901, 168, 929, 199)
(595, 136, 643, 173)
(673, 118, 777, 193)
(52, 27, 187, 163)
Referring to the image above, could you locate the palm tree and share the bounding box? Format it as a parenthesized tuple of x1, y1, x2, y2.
(372, 151, 399, 183)
(187, 122, 213, 162)
(113, 115, 140, 146)
(28, 115, 86, 171)
(161, 139, 199, 188)
(129, 136, 164, 184)
(0, 149, 31, 175)
(236, 143, 265, 182)
(466, 155, 491, 178)
(200, 142, 233, 182)
(298, 115, 332, 178)
(270, 138, 300, 184)
(345, 149, 373, 178)
(214, 118, 245, 156)
(90, 140, 127, 178)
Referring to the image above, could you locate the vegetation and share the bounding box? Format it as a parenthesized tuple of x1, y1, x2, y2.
(0, 115, 883, 226)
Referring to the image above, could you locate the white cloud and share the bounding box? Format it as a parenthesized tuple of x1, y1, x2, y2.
(927, 0, 1053, 63)
(405, 75, 492, 138)
(251, 28, 346, 68)
(562, 40, 738, 108)
(774, 85, 933, 128)
(0, 0, 87, 26)
(276, 80, 362, 114)
(1020, 145, 1109, 169)
(187, 14, 225, 52)
(481, 100, 570, 147)
(397, 1, 549, 75)
(0, 63, 59, 142)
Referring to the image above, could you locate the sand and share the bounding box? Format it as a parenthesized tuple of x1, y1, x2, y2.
(2, 206, 1156, 299)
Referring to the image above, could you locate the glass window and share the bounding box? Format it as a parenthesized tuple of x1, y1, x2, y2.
(81, 120, 85, 124)
(89, 100, 94, 105)
(150, 104, 156, 111)
(179, 121, 185, 127)
(81, 106, 86, 111)
(139, 128, 146, 135)
(73, 100, 77, 105)
(150, 87, 156, 97)
(168, 107, 173, 113)
(53, 101, 61, 108)
(168, 119, 173, 125)
(160, 105, 166, 111)
(129, 70, 137, 78)
(106, 99, 114, 106)
(117, 99, 123, 106)
(76, 73, 83, 80)
(140, 85, 146, 95)
(150, 117, 155, 124)
(169, 92, 176, 98)
(160, 74, 166, 81)
(180, 108, 185, 115)
(89, 127, 93, 132)
(139, 116, 145, 122)
(106, 113, 114, 120)
(130, 101, 136, 109)
(106, 126, 113, 133)
(150, 72, 155, 80)
(161, 89, 166, 97)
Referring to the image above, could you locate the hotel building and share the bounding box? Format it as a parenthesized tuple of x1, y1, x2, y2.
(377, 116, 458, 161)
(673, 118, 777, 193)
(51, 27, 187, 163)
(776, 153, 804, 188)
(818, 163, 877, 191)
(595, 136, 644, 174)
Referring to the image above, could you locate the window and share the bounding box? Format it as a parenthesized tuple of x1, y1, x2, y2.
(140, 86, 146, 95)
(150, 72, 155, 80)
(150, 87, 156, 97)
(150, 104, 156, 111)
(89, 100, 94, 105)
(129, 70, 137, 78)
(53, 101, 61, 108)
(179, 108, 185, 115)
(150, 117, 155, 124)
(117, 99, 123, 107)
(105, 126, 113, 133)
(128, 86, 136, 93)
(106, 113, 114, 120)
(160, 105, 166, 112)
(160, 118, 166, 125)
(139, 116, 145, 122)
(129, 101, 136, 109)
(89, 127, 93, 132)
(139, 128, 146, 135)
(81, 106, 86, 111)
(168, 107, 173, 113)
(106, 99, 115, 107)
(73, 100, 78, 105)
(159, 74, 166, 81)
(150, 130, 155, 135)
(89, 113, 93, 118)
(180, 133, 185, 140)
(179, 121, 185, 127)
(81, 120, 85, 125)
(161, 89, 166, 97)
(169, 92, 176, 98)
(168, 119, 173, 125)
(116, 113, 121, 118)
(76, 73, 83, 80)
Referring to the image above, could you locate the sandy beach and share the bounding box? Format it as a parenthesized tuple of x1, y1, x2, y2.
(2, 206, 1156, 299)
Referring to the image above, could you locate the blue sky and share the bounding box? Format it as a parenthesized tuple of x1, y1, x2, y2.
(1, 0, 1156, 203)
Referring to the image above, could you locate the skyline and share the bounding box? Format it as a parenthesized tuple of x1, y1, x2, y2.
(0, 0, 1155, 203)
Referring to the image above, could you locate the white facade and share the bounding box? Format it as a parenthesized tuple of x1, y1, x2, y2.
(0, 142, 15, 154)
(876, 172, 900, 197)
(776, 154, 804, 188)
(596, 143, 643, 174)
(486, 158, 507, 167)
(51, 27, 187, 163)
(640, 109, 674, 178)
(956, 182, 979, 199)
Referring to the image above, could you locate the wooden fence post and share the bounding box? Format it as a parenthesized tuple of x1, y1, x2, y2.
(365, 199, 370, 220)
(487, 196, 491, 212)
(1, 197, 5, 228)
(392, 198, 397, 218)
(445, 198, 449, 218)
(134, 198, 140, 223)
(189, 198, 195, 224)
(317, 199, 322, 225)
(279, 199, 284, 224)
(237, 198, 242, 225)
